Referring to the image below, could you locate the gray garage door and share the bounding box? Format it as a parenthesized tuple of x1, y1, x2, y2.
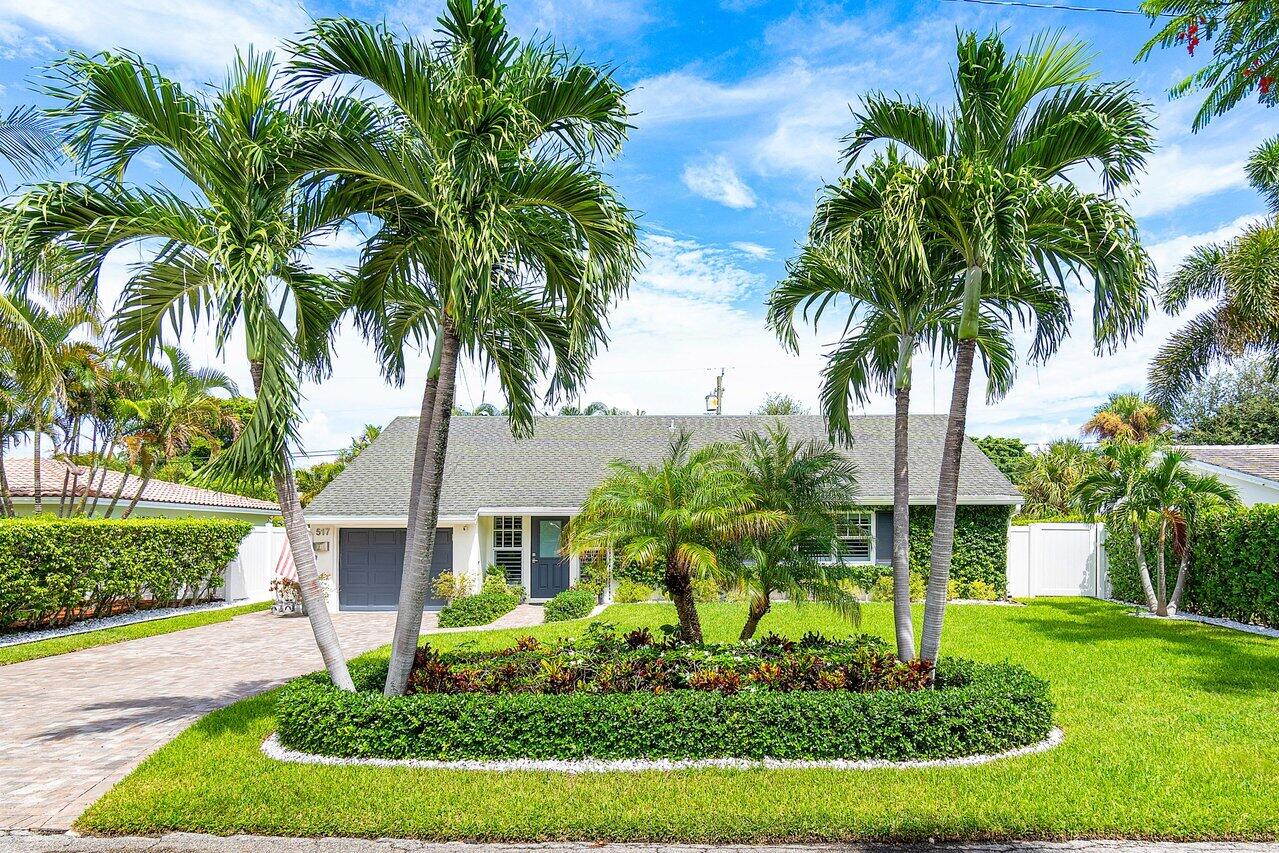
(338, 528, 452, 611)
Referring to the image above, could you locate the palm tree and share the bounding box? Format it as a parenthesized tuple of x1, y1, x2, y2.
(559, 401, 626, 415)
(1076, 441, 1162, 612)
(116, 347, 238, 519)
(0, 358, 32, 517)
(1167, 471, 1241, 615)
(751, 394, 809, 416)
(568, 432, 783, 642)
(286, 2, 640, 695)
(1148, 135, 1279, 406)
(728, 425, 860, 640)
(1017, 439, 1101, 519)
(2, 50, 359, 690)
(843, 31, 1157, 662)
(770, 155, 1028, 661)
(1082, 392, 1170, 442)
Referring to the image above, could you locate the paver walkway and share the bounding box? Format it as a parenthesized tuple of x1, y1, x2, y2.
(0, 605, 544, 833)
(2, 835, 1278, 853)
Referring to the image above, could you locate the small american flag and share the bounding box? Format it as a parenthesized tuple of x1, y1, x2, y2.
(275, 539, 299, 582)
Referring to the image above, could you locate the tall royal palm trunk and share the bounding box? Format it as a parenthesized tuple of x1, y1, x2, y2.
(665, 560, 703, 644)
(1155, 518, 1169, 616)
(251, 361, 355, 692)
(402, 334, 444, 581)
(892, 334, 917, 662)
(32, 423, 43, 514)
(739, 592, 771, 641)
(384, 317, 461, 696)
(1130, 518, 1159, 612)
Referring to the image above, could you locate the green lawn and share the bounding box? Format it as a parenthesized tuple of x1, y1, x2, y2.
(79, 599, 1279, 842)
(0, 601, 273, 666)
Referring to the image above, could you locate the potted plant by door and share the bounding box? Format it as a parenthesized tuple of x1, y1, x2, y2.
(271, 574, 330, 617)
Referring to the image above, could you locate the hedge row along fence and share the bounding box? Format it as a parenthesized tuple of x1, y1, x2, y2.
(0, 517, 252, 630)
(276, 656, 1053, 762)
(1105, 505, 1279, 628)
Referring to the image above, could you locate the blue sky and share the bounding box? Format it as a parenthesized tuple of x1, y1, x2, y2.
(0, 0, 1270, 457)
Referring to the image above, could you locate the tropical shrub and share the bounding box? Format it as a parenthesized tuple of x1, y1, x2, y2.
(1105, 506, 1279, 627)
(276, 631, 1052, 761)
(613, 580, 653, 603)
(0, 516, 251, 629)
(691, 576, 721, 602)
(436, 591, 520, 628)
(430, 571, 472, 602)
(543, 586, 597, 622)
(907, 505, 1011, 592)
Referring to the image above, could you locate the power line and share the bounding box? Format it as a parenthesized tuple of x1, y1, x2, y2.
(940, 0, 1173, 16)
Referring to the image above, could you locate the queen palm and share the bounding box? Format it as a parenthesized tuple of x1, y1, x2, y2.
(842, 31, 1156, 662)
(568, 432, 783, 643)
(728, 425, 860, 641)
(1148, 135, 1279, 406)
(2, 50, 360, 689)
(286, 2, 640, 695)
(770, 155, 1035, 661)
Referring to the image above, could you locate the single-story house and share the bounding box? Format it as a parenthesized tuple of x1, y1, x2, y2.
(305, 414, 1021, 612)
(1178, 444, 1279, 505)
(1, 458, 278, 522)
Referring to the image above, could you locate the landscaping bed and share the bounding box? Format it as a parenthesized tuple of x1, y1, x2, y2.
(276, 627, 1052, 761)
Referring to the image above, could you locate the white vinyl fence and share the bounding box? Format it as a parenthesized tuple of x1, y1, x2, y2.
(1007, 522, 1109, 598)
(222, 523, 288, 603)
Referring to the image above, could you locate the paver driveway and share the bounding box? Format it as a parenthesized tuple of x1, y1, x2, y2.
(0, 607, 546, 833)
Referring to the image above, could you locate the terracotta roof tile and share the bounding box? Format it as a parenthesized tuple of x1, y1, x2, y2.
(3, 458, 277, 512)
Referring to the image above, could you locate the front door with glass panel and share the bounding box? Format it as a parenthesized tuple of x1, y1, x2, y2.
(530, 516, 571, 599)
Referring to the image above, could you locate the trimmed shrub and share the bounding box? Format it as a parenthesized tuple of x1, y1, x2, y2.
(691, 576, 720, 602)
(277, 655, 1052, 762)
(543, 586, 596, 622)
(0, 516, 251, 630)
(436, 591, 520, 628)
(1105, 506, 1279, 627)
(614, 580, 654, 603)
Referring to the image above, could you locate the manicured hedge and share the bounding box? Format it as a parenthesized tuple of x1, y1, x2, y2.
(1105, 506, 1279, 627)
(0, 516, 252, 630)
(276, 657, 1053, 761)
(437, 591, 520, 628)
(543, 586, 596, 622)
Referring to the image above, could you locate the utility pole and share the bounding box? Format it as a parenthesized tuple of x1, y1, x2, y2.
(705, 368, 725, 415)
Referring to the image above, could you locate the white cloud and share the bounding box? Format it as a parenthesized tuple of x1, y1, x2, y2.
(0, 0, 308, 74)
(730, 241, 773, 260)
(1146, 213, 1263, 277)
(1128, 144, 1250, 219)
(681, 155, 757, 209)
(631, 63, 812, 125)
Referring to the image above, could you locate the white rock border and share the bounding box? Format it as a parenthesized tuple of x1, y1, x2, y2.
(1131, 608, 1279, 638)
(261, 726, 1063, 773)
(0, 600, 230, 648)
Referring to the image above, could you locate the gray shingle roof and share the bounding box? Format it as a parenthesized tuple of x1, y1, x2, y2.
(306, 414, 1020, 518)
(1178, 444, 1279, 482)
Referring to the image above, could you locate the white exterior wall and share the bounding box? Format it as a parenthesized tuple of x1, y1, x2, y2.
(1183, 461, 1279, 506)
(1007, 522, 1109, 598)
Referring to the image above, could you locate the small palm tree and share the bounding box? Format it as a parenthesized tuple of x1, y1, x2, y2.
(1018, 439, 1101, 519)
(116, 347, 238, 519)
(568, 432, 784, 643)
(1082, 393, 1170, 442)
(1076, 441, 1163, 612)
(1167, 471, 1241, 615)
(1148, 135, 1279, 406)
(727, 426, 860, 640)
(843, 30, 1156, 662)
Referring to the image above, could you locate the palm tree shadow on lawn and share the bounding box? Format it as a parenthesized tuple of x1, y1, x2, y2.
(1013, 599, 1279, 697)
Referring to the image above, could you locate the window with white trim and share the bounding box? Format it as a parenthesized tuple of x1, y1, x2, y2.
(835, 511, 874, 562)
(804, 510, 875, 564)
(492, 516, 523, 585)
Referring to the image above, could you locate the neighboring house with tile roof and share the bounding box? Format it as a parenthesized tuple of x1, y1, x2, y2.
(1178, 445, 1279, 506)
(2, 458, 278, 521)
(306, 415, 1021, 612)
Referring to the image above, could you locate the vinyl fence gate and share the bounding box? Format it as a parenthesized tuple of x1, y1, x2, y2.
(1007, 522, 1109, 598)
